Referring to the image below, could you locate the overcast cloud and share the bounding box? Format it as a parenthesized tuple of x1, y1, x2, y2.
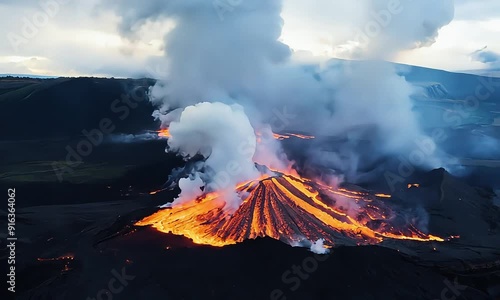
(0, 0, 498, 77)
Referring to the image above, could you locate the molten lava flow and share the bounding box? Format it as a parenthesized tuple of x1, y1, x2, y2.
(149, 187, 169, 195)
(157, 128, 171, 138)
(161, 126, 314, 141)
(272, 132, 315, 140)
(286, 133, 315, 140)
(136, 173, 443, 247)
(272, 133, 291, 140)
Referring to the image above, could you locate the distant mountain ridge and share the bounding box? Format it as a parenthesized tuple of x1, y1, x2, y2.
(0, 74, 60, 79)
(0, 62, 499, 140)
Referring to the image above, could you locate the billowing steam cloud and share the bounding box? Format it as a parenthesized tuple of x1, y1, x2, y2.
(166, 102, 260, 210)
(103, 0, 290, 109)
(103, 0, 456, 203)
(353, 0, 455, 59)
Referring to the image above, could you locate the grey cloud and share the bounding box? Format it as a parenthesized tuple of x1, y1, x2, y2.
(354, 0, 455, 59)
(454, 0, 500, 20)
(472, 46, 500, 65)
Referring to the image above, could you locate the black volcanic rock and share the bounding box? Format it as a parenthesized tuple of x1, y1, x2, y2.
(6, 167, 500, 299)
(402, 168, 500, 245)
(10, 226, 494, 300)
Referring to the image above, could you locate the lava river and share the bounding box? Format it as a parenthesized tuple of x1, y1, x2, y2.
(136, 172, 444, 247)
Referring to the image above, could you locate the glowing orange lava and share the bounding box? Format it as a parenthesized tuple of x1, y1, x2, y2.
(160, 127, 314, 141)
(136, 173, 443, 247)
(272, 133, 291, 140)
(37, 254, 74, 262)
(272, 133, 315, 140)
(37, 254, 75, 273)
(157, 128, 171, 138)
(286, 133, 315, 140)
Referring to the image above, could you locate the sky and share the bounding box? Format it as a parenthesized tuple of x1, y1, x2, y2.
(0, 0, 499, 77)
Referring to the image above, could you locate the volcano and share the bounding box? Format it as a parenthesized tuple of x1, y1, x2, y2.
(136, 171, 444, 248)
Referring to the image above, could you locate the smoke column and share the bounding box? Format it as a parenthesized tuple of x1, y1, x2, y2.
(103, 0, 456, 202)
(165, 102, 261, 211)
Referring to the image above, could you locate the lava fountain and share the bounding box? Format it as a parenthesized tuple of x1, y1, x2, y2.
(136, 170, 444, 248)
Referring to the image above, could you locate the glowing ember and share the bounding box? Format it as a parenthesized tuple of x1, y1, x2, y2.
(157, 128, 171, 138)
(136, 173, 443, 247)
(37, 254, 74, 262)
(149, 188, 167, 195)
(37, 254, 75, 273)
(407, 183, 420, 189)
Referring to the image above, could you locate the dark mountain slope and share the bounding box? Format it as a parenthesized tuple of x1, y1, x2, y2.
(0, 77, 157, 140)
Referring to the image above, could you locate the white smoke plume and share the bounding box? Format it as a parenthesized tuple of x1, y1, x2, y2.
(166, 102, 261, 210)
(291, 238, 330, 254)
(177, 174, 204, 203)
(310, 239, 329, 255)
(102, 0, 457, 202)
(102, 0, 290, 110)
(353, 0, 455, 59)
